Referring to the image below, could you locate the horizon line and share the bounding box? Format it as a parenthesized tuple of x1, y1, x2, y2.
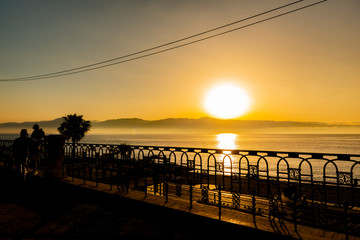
(1, 116, 360, 126)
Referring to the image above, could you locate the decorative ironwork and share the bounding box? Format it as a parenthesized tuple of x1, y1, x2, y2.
(201, 186, 209, 203)
(338, 172, 352, 185)
(249, 165, 258, 179)
(216, 162, 224, 173)
(188, 160, 195, 169)
(289, 168, 300, 180)
(232, 192, 241, 209)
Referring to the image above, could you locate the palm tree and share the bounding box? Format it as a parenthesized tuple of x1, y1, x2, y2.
(58, 114, 91, 156)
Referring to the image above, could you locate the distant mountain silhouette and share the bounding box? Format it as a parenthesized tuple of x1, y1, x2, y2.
(92, 117, 360, 129)
(95, 118, 148, 128)
(0, 118, 63, 129)
(1, 117, 359, 132)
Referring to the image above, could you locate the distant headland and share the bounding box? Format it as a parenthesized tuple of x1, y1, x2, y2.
(1, 117, 360, 134)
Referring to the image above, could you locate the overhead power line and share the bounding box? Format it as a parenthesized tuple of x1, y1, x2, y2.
(1, 0, 327, 82)
(0, 0, 303, 82)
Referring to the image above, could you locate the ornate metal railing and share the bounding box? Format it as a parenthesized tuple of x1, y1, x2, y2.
(2, 139, 360, 237)
(0, 140, 14, 169)
(63, 142, 360, 206)
(0, 139, 47, 174)
(62, 142, 360, 237)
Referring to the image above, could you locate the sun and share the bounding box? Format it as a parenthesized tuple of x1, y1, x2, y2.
(204, 83, 250, 119)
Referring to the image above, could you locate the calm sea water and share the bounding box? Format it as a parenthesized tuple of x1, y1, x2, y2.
(2, 132, 359, 155)
(81, 133, 360, 181)
(87, 133, 360, 155)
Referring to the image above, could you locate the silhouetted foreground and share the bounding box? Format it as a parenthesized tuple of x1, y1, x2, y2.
(2, 138, 360, 239)
(0, 169, 290, 239)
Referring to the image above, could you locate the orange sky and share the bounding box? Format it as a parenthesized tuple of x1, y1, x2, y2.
(0, 0, 359, 124)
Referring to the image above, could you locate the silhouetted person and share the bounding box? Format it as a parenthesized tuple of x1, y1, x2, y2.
(31, 124, 45, 142)
(31, 124, 45, 172)
(12, 129, 33, 178)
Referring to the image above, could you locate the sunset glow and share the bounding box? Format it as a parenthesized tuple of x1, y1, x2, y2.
(2, 1, 360, 237)
(0, 1, 359, 129)
(204, 83, 250, 119)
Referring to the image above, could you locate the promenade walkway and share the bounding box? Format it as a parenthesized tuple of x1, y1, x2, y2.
(64, 178, 359, 240)
(0, 170, 290, 239)
(0, 169, 358, 239)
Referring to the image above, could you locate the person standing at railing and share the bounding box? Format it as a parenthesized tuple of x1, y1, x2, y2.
(12, 129, 34, 179)
(31, 124, 45, 141)
(31, 124, 45, 173)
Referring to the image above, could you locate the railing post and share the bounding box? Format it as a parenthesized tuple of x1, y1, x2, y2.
(83, 155, 86, 185)
(252, 190, 257, 228)
(144, 175, 147, 198)
(44, 135, 67, 180)
(165, 178, 169, 204)
(218, 184, 222, 220)
(201, 185, 209, 203)
(110, 166, 113, 190)
(61, 155, 65, 179)
(126, 170, 129, 194)
(189, 182, 193, 211)
(72, 164, 75, 182)
(292, 199, 298, 234)
(343, 201, 349, 240)
(95, 158, 99, 187)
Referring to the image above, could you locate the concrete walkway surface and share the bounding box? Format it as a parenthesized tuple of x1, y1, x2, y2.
(0, 173, 291, 239)
(0, 172, 358, 239)
(64, 178, 359, 240)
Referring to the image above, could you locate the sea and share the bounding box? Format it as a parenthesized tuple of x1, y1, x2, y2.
(81, 133, 360, 181)
(2, 132, 360, 181)
(1, 132, 360, 155)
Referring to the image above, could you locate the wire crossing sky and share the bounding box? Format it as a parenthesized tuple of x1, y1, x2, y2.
(0, 0, 359, 126)
(1, 0, 326, 82)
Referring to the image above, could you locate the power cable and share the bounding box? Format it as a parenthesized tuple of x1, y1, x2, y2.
(0, 0, 303, 82)
(0, 0, 326, 82)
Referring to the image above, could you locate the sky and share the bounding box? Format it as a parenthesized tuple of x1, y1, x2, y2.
(0, 0, 359, 124)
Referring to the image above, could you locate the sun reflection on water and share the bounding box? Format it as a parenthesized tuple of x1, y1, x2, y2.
(216, 133, 238, 174)
(217, 133, 237, 150)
